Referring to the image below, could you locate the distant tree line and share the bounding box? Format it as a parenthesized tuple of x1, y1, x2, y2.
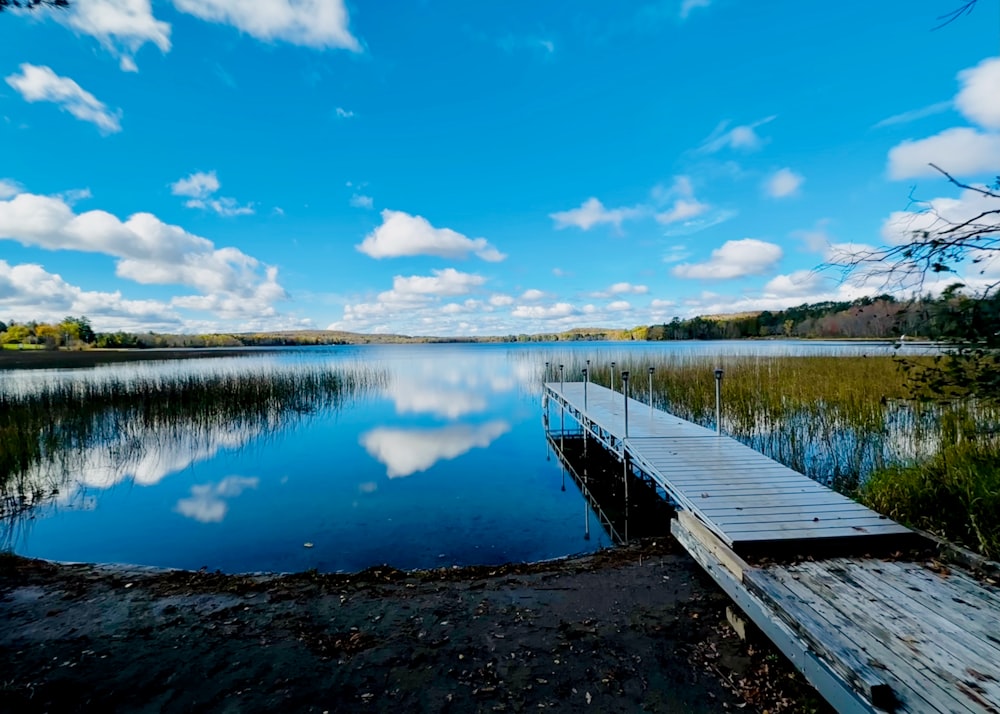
(0, 316, 95, 349)
(3, 292, 998, 353)
(647, 295, 931, 341)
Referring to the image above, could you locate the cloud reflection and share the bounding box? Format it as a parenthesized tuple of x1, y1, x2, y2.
(388, 382, 488, 418)
(175, 476, 259, 523)
(20, 421, 262, 507)
(360, 421, 510, 478)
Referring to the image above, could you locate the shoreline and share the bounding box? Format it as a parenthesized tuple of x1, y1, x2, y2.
(0, 541, 829, 713)
(0, 347, 282, 371)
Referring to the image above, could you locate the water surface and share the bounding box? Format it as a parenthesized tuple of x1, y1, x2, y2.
(2, 340, 900, 572)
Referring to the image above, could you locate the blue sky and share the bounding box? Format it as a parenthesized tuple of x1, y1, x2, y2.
(1, 0, 999, 336)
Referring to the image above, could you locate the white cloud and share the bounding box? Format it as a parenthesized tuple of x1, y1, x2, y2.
(171, 0, 360, 51)
(888, 127, 1000, 179)
(0, 259, 180, 329)
(171, 170, 253, 216)
(185, 197, 255, 217)
(176, 476, 258, 523)
(887, 57, 1000, 180)
(607, 300, 631, 311)
(955, 57, 1000, 130)
(520, 288, 546, 301)
(672, 238, 783, 279)
(873, 101, 952, 129)
(550, 197, 643, 231)
(881, 187, 1000, 248)
(765, 168, 804, 198)
(590, 282, 648, 298)
(698, 116, 775, 154)
(0, 179, 22, 200)
(679, 0, 711, 19)
(335, 106, 354, 118)
(171, 171, 220, 199)
(763, 270, 826, 297)
(357, 209, 506, 261)
(651, 175, 711, 224)
(0, 191, 286, 317)
(511, 302, 577, 319)
(655, 198, 710, 224)
(349, 193, 373, 209)
(5, 64, 122, 134)
(391, 268, 485, 297)
(489, 293, 514, 306)
(65, 0, 171, 72)
(360, 421, 510, 478)
(662, 245, 691, 263)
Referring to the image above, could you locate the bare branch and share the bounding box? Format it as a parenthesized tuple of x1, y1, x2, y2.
(933, 0, 979, 30)
(930, 163, 1000, 200)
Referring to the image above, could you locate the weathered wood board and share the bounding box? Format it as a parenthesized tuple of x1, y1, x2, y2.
(747, 558, 1000, 713)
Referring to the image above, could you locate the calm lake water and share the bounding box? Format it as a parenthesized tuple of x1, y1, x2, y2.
(2, 341, 902, 573)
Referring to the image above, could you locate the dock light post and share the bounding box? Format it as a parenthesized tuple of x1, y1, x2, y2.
(714, 367, 724, 435)
(544, 361, 549, 380)
(648, 367, 654, 416)
(559, 364, 565, 447)
(621, 370, 630, 439)
(611, 361, 616, 392)
(582, 367, 589, 411)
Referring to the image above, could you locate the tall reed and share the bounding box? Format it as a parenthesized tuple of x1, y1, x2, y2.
(541, 352, 1000, 556)
(0, 361, 386, 521)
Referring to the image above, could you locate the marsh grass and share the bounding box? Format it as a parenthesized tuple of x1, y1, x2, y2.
(544, 352, 1000, 556)
(861, 439, 1000, 559)
(0, 361, 386, 522)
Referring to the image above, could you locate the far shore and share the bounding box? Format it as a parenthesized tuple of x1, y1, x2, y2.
(0, 346, 281, 371)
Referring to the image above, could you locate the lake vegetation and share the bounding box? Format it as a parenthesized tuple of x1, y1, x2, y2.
(0, 360, 385, 526)
(2, 341, 998, 565)
(552, 351, 1000, 559)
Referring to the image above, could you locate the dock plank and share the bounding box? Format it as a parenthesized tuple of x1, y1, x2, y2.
(786, 561, 1000, 711)
(748, 565, 978, 714)
(546, 381, 911, 551)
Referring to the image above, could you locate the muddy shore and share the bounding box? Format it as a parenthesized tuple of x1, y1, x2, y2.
(0, 541, 829, 713)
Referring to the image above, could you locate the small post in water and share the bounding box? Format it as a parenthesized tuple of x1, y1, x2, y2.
(621, 370, 630, 439)
(714, 367, 724, 435)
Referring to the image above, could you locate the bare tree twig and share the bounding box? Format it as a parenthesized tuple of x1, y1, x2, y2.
(933, 0, 979, 30)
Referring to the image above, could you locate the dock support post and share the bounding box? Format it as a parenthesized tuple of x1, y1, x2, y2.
(648, 366, 654, 416)
(559, 364, 565, 450)
(714, 368, 724, 435)
(621, 370, 630, 439)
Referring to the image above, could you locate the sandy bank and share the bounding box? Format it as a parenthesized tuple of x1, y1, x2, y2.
(0, 541, 828, 713)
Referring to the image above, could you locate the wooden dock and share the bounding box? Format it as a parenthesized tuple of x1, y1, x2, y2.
(545, 381, 914, 554)
(544, 380, 1000, 714)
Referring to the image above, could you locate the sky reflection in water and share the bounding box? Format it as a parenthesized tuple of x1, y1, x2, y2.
(5, 341, 903, 572)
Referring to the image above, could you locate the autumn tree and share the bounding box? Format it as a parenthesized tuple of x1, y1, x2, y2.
(836, 168, 1000, 401)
